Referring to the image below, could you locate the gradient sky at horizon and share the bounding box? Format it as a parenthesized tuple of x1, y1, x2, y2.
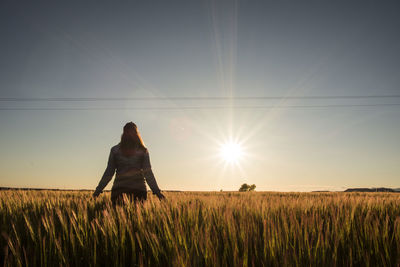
(0, 0, 399, 191)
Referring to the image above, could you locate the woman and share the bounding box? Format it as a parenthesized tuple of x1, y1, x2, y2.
(93, 122, 165, 204)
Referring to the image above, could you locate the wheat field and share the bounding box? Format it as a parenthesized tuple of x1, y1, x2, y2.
(1, 191, 400, 266)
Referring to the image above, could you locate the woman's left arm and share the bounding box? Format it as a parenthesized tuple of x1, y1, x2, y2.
(142, 151, 164, 199)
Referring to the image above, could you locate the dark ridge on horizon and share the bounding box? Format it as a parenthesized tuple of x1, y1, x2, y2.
(344, 187, 400, 192)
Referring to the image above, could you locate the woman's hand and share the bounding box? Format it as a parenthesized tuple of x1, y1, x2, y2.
(156, 192, 165, 200)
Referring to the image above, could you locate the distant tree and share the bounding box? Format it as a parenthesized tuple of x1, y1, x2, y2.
(239, 183, 250, 192)
(239, 183, 256, 192)
(249, 184, 256, 191)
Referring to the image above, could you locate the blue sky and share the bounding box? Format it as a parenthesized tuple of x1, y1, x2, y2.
(0, 0, 399, 191)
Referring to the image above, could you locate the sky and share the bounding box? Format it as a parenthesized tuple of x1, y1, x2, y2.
(0, 0, 399, 191)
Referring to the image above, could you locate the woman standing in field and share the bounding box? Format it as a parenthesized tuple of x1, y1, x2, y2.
(93, 122, 165, 205)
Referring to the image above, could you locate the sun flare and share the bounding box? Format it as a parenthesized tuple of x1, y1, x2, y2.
(219, 142, 243, 164)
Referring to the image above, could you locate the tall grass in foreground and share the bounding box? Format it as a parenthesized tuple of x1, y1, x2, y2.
(1, 191, 400, 266)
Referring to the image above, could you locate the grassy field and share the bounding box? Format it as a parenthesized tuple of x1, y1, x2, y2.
(1, 191, 400, 266)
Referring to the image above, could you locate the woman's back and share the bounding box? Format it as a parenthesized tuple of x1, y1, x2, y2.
(94, 144, 159, 194)
(93, 122, 163, 201)
(113, 144, 147, 176)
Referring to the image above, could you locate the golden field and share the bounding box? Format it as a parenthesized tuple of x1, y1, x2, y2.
(1, 191, 400, 266)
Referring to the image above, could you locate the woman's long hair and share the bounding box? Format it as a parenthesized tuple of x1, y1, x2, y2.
(120, 122, 146, 156)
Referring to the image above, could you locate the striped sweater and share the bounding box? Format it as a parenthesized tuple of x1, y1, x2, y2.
(94, 144, 161, 195)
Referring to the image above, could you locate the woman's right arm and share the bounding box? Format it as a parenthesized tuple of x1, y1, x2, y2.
(93, 148, 116, 197)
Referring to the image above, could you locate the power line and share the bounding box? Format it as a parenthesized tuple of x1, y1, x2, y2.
(0, 95, 400, 101)
(0, 103, 399, 110)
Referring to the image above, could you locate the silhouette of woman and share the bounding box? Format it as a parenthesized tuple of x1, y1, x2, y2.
(93, 122, 165, 205)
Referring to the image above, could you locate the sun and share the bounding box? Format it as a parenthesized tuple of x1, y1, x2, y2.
(219, 142, 243, 164)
